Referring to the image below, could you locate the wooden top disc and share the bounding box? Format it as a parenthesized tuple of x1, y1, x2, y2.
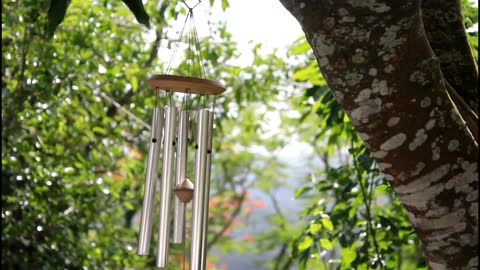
(147, 74, 226, 95)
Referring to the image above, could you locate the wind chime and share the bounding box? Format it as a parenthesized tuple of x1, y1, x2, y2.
(137, 2, 225, 269)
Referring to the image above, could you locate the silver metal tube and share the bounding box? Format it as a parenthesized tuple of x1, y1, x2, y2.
(200, 110, 214, 270)
(190, 109, 209, 270)
(138, 107, 164, 256)
(172, 110, 188, 244)
(156, 106, 178, 268)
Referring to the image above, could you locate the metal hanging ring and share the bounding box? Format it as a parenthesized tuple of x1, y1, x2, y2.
(181, 0, 201, 10)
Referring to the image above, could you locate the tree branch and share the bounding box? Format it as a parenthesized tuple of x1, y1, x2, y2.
(206, 190, 247, 250)
(268, 192, 292, 270)
(143, 28, 162, 68)
(103, 23, 164, 119)
(273, 244, 288, 270)
(421, 0, 479, 113)
(352, 140, 384, 269)
(444, 79, 478, 142)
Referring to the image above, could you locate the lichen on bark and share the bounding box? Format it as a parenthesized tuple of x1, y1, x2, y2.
(279, 0, 479, 268)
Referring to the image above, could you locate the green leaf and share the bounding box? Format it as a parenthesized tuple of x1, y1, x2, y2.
(321, 218, 334, 231)
(123, 201, 134, 210)
(292, 62, 326, 85)
(375, 184, 388, 191)
(357, 153, 373, 170)
(341, 244, 357, 266)
(298, 250, 310, 270)
(121, 0, 150, 28)
(298, 235, 313, 251)
(348, 206, 357, 218)
(309, 223, 321, 234)
(294, 186, 312, 198)
(290, 40, 311, 55)
(221, 0, 229, 10)
(131, 76, 138, 92)
(47, 0, 71, 38)
(92, 126, 106, 135)
(320, 238, 333, 250)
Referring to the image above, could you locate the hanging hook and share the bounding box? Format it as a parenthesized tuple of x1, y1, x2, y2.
(181, 0, 201, 10)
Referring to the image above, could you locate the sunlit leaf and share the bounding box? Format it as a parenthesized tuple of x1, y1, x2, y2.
(298, 235, 313, 251)
(290, 40, 311, 55)
(123, 201, 134, 210)
(131, 76, 138, 92)
(92, 126, 106, 135)
(375, 184, 388, 191)
(320, 238, 333, 250)
(310, 223, 322, 234)
(221, 0, 229, 10)
(321, 218, 334, 231)
(294, 186, 312, 198)
(341, 244, 357, 266)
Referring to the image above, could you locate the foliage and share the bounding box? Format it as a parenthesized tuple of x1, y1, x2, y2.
(2, 0, 168, 268)
(47, 0, 150, 36)
(280, 1, 478, 269)
(2, 0, 287, 269)
(261, 38, 427, 270)
(3, 0, 478, 270)
(462, 0, 479, 61)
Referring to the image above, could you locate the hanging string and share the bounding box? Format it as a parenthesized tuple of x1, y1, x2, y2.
(165, 11, 190, 74)
(186, 9, 192, 77)
(163, 0, 216, 161)
(166, 1, 206, 79)
(190, 12, 206, 79)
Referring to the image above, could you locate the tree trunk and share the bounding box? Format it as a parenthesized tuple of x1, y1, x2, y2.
(279, 0, 478, 269)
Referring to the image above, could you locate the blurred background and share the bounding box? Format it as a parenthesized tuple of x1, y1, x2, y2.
(2, 0, 477, 269)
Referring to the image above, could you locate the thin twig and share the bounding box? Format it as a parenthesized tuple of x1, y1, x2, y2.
(351, 139, 384, 270)
(99, 91, 151, 130)
(206, 190, 247, 250)
(85, 82, 150, 130)
(144, 28, 163, 68)
(444, 80, 478, 142)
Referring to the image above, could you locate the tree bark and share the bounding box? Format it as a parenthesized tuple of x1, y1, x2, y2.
(279, 0, 478, 269)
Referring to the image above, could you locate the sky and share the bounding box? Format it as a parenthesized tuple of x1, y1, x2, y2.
(221, 0, 303, 49)
(156, 0, 304, 70)
(178, 0, 305, 64)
